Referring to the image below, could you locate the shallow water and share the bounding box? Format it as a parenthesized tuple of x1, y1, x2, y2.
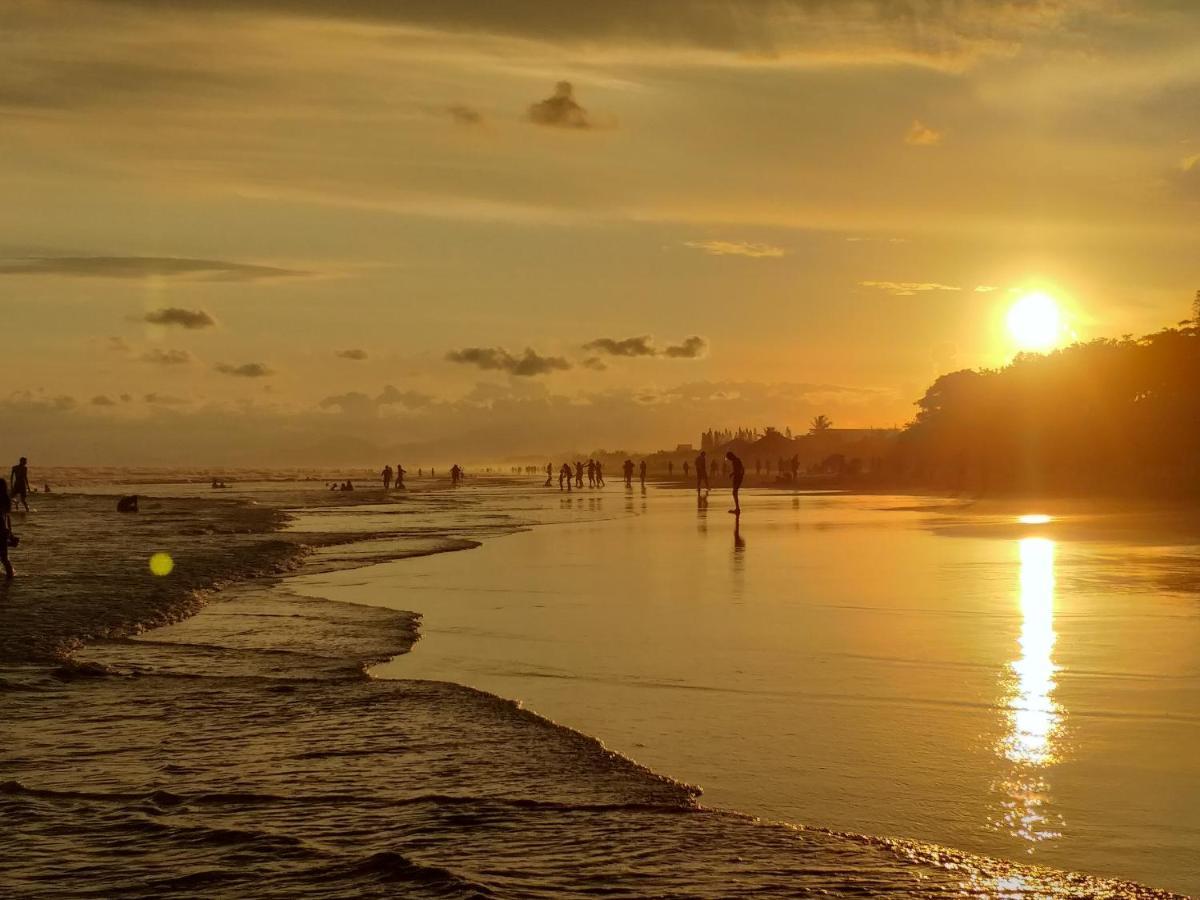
(4, 479, 1195, 898)
(279, 486, 1200, 895)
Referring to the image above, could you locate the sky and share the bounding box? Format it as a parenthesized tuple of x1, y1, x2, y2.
(3, 0, 1199, 465)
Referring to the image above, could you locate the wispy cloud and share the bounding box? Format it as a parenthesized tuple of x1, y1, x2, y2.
(90, 395, 116, 407)
(144, 392, 190, 405)
(904, 120, 943, 146)
(215, 362, 274, 378)
(335, 348, 368, 360)
(446, 346, 571, 376)
(860, 281, 960, 296)
(141, 348, 194, 366)
(144, 308, 217, 329)
(683, 240, 786, 258)
(974, 285, 1001, 293)
(663, 336, 708, 359)
(0, 256, 308, 281)
(445, 103, 483, 125)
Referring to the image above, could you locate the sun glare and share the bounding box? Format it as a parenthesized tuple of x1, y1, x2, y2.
(1007, 292, 1062, 352)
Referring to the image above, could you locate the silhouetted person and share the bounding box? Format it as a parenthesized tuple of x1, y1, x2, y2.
(545, 462, 553, 487)
(9, 457, 29, 512)
(683, 460, 690, 479)
(622, 459, 634, 486)
(575, 461, 584, 489)
(559, 463, 572, 491)
(726, 451, 745, 515)
(382, 465, 393, 491)
(395, 464, 406, 489)
(695, 450, 709, 493)
(595, 460, 605, 487)
(0, 478, 15, 579)
(587, 459, 596, 487)
(450, 465, 462, 486)
(639, 459, 647, 486)
(117, 494, 139, 512)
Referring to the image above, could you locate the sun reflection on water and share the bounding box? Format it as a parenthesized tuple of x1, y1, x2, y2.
(993, 537, 1065, 850)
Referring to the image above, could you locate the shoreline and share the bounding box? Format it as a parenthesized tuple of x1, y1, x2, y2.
(3, 480, 1189, 898)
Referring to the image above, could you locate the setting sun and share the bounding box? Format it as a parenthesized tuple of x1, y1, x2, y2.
(1007, 292, 1063, 352)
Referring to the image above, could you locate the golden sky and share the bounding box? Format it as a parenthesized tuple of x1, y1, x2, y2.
(3, 0, 1199, 464)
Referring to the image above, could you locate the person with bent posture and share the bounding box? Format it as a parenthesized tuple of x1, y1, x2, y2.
(726, 450, 745, 516)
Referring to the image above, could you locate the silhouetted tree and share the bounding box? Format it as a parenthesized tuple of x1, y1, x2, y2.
(810, 415, 832, 434)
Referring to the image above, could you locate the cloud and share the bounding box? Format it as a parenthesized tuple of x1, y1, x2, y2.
(144, 307, 217, 329)
(583, 336, 657, 357)
(0, 256, 308, 281)
(974, 285, 1001, 292)
(581, 356, 607, 371)
(683, 240, 787, 258)
(215, 362, 274, 378)
(319, 391, 374, 415)
(335, 348, 369, 360)
(144, 392, 190, 405)
(663, 336, 708, 359)
(528, 81, 591, 129)
(90, 395, 116, 407)
(445, 104, 483, 125)
(445, 346, 571, 376)
(108, 336, 132, 352)
(377, 385, 434, 408)
(860, 281, 961, 296)
(140, 348, 194, 366)
(905, 120, 943, 146)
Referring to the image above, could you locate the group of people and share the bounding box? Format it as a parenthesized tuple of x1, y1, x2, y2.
(380, 464, 406, 490)
(376, 464, 465, 490)
(545, 450, 745, 514)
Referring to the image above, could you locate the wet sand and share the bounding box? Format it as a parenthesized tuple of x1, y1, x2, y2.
(1, 479, 1190, 898)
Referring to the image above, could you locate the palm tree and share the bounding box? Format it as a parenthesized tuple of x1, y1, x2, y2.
(810, 415, 833, 434)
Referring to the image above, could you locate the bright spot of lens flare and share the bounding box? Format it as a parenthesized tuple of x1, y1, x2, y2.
(1007, 292, 1062, 352)
(1018, 514, 1052, 525)
(149, 552, 175, 576)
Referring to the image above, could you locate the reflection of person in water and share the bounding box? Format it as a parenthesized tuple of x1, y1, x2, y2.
(726, 450, 745, 515)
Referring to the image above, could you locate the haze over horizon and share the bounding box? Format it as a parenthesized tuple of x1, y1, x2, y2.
(5, 0, 1199, 465)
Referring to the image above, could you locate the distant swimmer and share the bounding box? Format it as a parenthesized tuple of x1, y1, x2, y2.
(9, 457, 29, 512)
(695, 450, 709, 493)
(382, 465, 393, 491)
(726, 450, 745, 515)
(622, 459, 634, 486)
(639, 459, 647, 486)
(0, 478, 16, 578)
(545, 462, 553, 487)
(559, 462, 572, 491)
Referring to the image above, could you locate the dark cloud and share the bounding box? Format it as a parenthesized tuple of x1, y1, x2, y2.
(119, 393, 133, 403)
(583, 336, 656, 357)
(144, 307, 217, 329)
(144, 393, 190, 405)
(581, 356, 607, 371)
(446, 103, 483, 125)
(108, 336, 131, 352)
(663, 336, 708, 359)
(446, 346, 571, 376)
(90, 395, 116, 407)
(528, 81, 591, 129)
(319, 391, 374, 415)
(0, 256, 308, 281)
(335, 348, 369, 360)
(216, 362, 274, 378)
(140, 348, 194, 366)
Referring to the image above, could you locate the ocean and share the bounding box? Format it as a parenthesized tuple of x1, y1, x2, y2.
(2, 473, 1194, 898)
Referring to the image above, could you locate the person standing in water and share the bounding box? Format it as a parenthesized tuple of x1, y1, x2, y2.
(545, 462, 554, 487)
(595, 460, 605, 487)
(683, 460, 689, 479)
(574, 461, 584, 489)
(559, 463, 572, 491)
(622, 459, 634, 486)
(395, 464, 406, 489)
(586, 459, 596, 488)
(382, 465, 393, 491)
(695, 450, 709, 493)
(638, 459, 647, 486)
(0, 478, 15, 579)
(9, 457, 30, 513)
(726, 450, 745, 515)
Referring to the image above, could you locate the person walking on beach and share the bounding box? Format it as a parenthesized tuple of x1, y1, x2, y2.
(595, 460, 605, 487)
(9, 457, 30, 513)
(545, 462, 553, 487)
(450, 465, 462, 486)
(622, 459, 634, 487)
(587, 459, 596, 488)
(639, 459, 647, 486)
(695, 450, 709, 493)
(559, 463, 572, 491)
(0, 478, 16, 579)
(395, 464, 406, 489)
(726, 450, 745, 516)
(382, 465, 392, 491)
(574, 461, 584, 489)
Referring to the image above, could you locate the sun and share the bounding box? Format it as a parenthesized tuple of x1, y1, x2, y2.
(1006, 292, 1062, 352)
